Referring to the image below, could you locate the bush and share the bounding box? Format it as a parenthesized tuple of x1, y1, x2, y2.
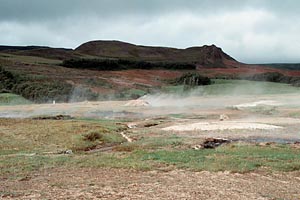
(0, 66, 81, 102)
(172, 73, 212, 86)
(83, 131, 102, 141)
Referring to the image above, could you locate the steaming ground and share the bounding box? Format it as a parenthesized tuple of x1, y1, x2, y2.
(1, 92, 300, 143)
(2, 83, 300, 199)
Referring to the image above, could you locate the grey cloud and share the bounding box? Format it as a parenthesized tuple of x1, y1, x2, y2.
(0, 0, 300, 63)
(1, 0, 296, 22)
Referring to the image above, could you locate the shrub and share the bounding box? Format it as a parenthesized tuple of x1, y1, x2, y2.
(72, 129, 126, 152)
(0, 66, 79, 102)
(83, 131, 102, 141)
(172, 73, 211, 86)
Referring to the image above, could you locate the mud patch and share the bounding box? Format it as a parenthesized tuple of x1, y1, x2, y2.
(162, 121, 283, 131)
(232, 100, 282, 110)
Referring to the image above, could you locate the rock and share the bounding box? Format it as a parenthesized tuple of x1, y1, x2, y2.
(219, 114, 230, 121)
(58, 149, 73, 154)
(192, 145, 202, 150)
(126, 123, 137, 129)
(200, 138, 231, 149)
(65, 149, 73, 154)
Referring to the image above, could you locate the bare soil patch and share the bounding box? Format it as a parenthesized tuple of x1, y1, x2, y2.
(1, 168, 300, 200)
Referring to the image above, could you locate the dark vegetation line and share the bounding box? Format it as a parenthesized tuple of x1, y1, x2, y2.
(238, 72, 300, 87)
(261, 63, 300, 71)
(62, 58, 196, 70)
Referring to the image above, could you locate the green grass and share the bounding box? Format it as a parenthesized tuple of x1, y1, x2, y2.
(0, 154, 72, 178)
(201, 79, 300, 95)
(140, 144, 300, 172)
(163, 79, 300, 96)
(115, 135, 184, 152)
(0, 118, 123, 153)
(0, 93, 31, 105)
(1, 144, 300, 178)
(1, 118, 300, 178)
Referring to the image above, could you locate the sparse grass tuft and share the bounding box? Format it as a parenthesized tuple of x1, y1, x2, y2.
(83, 130, 103, 141)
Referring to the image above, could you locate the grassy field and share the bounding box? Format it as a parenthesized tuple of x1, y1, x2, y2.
(163, 79, 300, 95)
(0, 53, 61, 65)
(1, 79, 300, 179)
(1, 118, 300, 179)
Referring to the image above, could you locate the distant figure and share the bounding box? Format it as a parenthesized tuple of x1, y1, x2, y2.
(53, 100, 56, 105)
(219, 114, 229, 121)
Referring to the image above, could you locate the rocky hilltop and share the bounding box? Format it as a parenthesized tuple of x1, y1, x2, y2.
(75, 40, 237, 68)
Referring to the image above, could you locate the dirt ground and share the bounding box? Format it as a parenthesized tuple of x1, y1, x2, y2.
(1, 168, 300, 200)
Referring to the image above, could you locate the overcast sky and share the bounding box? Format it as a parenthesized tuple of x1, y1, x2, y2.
(0, 0, 299, 63)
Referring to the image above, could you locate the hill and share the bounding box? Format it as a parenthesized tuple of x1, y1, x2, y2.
(75, 40, 237, 68)
(0, 45, 77, 60)
(1, 40, 300, 103)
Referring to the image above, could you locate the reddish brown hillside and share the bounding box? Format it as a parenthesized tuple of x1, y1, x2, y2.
(75, 40, 237, 68)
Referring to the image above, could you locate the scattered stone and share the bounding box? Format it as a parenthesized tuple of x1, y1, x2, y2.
(58, 149, 73, 154)
(194, 138, 231, 149)
(192, 145, 202, 150)
(65, 150, 73, 154)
